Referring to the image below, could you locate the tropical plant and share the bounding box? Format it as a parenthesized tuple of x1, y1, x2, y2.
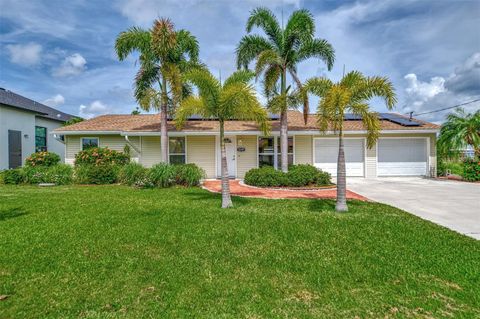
(25, 152, 60, 167)
(174, 163, 205, 187)
(149, 163, 176, 188)
(63, 117, 84, 126)
(236, 7, 335, 172)
(115, 18, 200, 163)
(437, 108, 480, 158)
(175, 68, 270, 208)
(74, 147, 129, 166)
(304, 71, 396, 211)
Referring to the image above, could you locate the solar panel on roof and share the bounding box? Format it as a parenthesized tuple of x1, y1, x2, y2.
(344, 114, 363, 120)
(379, 113, 421, 126)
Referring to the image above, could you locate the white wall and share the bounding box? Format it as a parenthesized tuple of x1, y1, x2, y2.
(0, 105, 36, 170)
(35, 117, 66, 162)
(0, 105, 67, 170)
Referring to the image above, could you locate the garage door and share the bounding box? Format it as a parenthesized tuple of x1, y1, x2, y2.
(314, 138, 364, 176)
(378, 138, 427, 176)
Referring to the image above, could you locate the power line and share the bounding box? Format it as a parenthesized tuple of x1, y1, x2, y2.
(410, 98, 480, 117)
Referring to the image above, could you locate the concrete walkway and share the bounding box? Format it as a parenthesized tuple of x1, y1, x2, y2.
(202, 180, 367, 200)
(347, 177, 480, 240)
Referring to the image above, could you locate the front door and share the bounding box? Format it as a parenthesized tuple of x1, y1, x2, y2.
(224, 136, 236, 177)
(8, 130, 22, 169)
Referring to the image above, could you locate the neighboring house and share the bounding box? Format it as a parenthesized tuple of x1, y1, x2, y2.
(0, 88, 76, 170)
(54, 111, 440, 179)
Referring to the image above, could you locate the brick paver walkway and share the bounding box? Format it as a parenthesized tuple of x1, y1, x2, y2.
(202, 180, 368, 200)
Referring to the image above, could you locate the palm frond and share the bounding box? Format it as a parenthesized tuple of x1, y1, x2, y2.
(115, 27, 151, 60)
(353, 75, 397, 109)
(183, 68, 221, 112)
(236, 35, 274, 69)
(246, 7, 282, 49)
(295, 38, 335, 70)
(262, 65, 281, 98)
(223, 70, 255, 88)
(134, 63, 160, 109)
(175, 29, 200, 62)
(175, 96, 207, 129)
(255, 50, 282, 77)
(284, 9, 315, 41)
(152, 18, 177, 59)
(304, 77, 333, 97)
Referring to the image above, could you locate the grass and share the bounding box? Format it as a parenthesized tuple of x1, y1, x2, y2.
(0, 185, 479, 318)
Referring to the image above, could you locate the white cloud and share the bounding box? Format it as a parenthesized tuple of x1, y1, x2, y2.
(79, 100, 111, 119)
(5, 42, 42, 66)
(404, 74, 446, 107)
(43, 94, 65, 107)
(53, 53, 87, 77)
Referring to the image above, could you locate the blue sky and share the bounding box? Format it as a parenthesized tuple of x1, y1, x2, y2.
(1, 0, 479, 123)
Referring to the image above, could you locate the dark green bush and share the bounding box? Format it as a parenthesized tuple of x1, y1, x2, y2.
(25, 151, 60, 167)
(244, 165, 331, 187)
(149, 163, 176, 188)
(174, 164, 205, 187)
(45, 164, 74, 185)
(1, 169, 24, 185)
(74, 164, 119, 184)
(463, 157, 480, 182)
(118, 162, 148, 186)
(244, 166, 288, 187)
(74, 147, 129, 166)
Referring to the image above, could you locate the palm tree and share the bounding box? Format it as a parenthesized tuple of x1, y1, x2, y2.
(437, 108, 480, 158)
(304, 71, 396, 212)
(175, 68, 270, 208)
(115, 19, 200, 163)
(236, 7, 335, 172)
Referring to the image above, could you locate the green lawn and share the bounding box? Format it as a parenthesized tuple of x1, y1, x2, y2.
(0, 185, 479, 318)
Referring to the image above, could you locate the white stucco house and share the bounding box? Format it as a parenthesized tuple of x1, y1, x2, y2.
(0, 88, 76, 170)
(54, 110, 440, 179)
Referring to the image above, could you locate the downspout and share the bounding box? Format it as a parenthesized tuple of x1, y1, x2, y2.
(124, 135, 141, 154)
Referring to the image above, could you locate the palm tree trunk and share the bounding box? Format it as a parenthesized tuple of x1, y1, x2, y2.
(160, 77, 168, 163)
(336, 128, 348, 212)
(280, 68, 288, 173)
(220, 120, 233, 208)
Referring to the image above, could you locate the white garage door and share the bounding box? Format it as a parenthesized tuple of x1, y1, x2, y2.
(314, 138, 365, 176)
(378, 138, 427, 176)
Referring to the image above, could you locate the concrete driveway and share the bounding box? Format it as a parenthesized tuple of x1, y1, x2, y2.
(347, 177, 480, 240)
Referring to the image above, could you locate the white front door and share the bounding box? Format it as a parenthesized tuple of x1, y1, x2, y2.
(217, 135, 236, 178)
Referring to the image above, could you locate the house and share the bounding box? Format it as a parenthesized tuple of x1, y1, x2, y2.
(0, 88, 76, 169)
(53, 111, 440, 178)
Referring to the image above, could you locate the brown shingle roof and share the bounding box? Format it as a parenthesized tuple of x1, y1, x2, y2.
(55, 110, 439, 133)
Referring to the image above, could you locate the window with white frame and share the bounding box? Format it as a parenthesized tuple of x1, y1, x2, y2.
(258, 136, 293, 169)
(169, 137, 186, 164)
(81, 137, 99, 150)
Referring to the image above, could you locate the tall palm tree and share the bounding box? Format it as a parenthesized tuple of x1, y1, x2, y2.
(236, 7, 335, 172)
(305, 71, 396, 212)
(175, 68, 270, 208)
(115, 19, 200, 163)
(437, 108, 480, 158)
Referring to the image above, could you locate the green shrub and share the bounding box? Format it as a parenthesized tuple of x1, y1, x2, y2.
(463, 157, 480, 182)
(244, 165, 331, 187)
(118, 162, 148, 186)
(25, 151, 60, 167)
(174, 164, 205, 187)
(74, 164, 119, 184)
(149, 163, 176, 188)
(1, 169, 24, 185)
(244, 166, 288, 187)
(74, 147, 129, 166)
(20, 164, 74, 185)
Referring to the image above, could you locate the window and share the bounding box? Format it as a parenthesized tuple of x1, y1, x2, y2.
(81, 137, 99, 150)
(35, 126, 47, 152)
(258, 136, 294, 169)
(169, 137, 186, 164)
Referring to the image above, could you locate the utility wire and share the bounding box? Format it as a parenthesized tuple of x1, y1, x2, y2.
(409, 98, 480, 117)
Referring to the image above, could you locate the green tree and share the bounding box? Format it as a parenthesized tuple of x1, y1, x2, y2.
(437, 108, 480, 158)
(236, 7, 335, 172)
(175, 68, 270, 208)
(305, 71, 396, 212)
(63, 117, 84, 126)
(115, 18, 200, 163)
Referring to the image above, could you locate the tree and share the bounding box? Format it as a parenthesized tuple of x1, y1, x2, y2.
(63, 117, 84, 126)
(304, 71, 396, 212)
(437, 108, 480, 158)
(115, 19, 200, 162)
(175, 68, 270, 208)
(236, 7, 335, 172)
(131, 107, 141, 115)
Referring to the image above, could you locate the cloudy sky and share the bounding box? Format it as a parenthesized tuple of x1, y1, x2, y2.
(1, 0, 479, 122)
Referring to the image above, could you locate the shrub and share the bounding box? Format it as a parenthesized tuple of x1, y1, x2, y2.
(118, 162, 148, 186)
(74, 164, 119, 184)
(20, 164, 74, 185)
(74, 147, 129, 166)
(244, 165, 331, 187)
(22, 166, 48, 184)
(174, 164, 205, 187)
(25, 152, 60, 167)
(463, 157, 480, 182)
(244, 166, 288, 187)
(1, 169, 23, 185)
(149, 163, 176, 188)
